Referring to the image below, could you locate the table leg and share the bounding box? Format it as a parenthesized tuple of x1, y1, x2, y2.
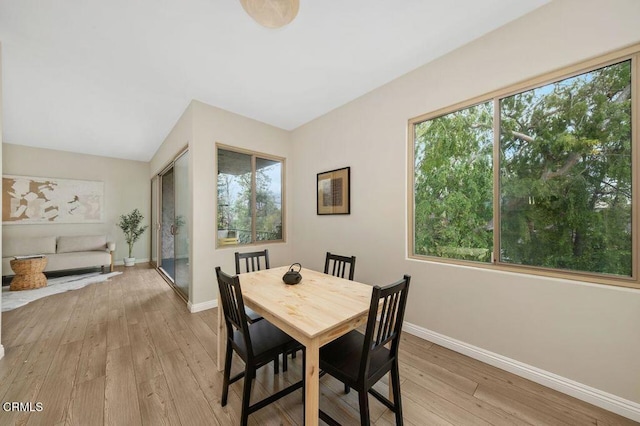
(305, 338, 320, 426)
(217, 293, 224, 372)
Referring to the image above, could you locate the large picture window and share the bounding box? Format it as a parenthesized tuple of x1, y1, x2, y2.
(410, 48, 637, 287)
(217, 146, 284, 246)
(413, 102, 494, 262)
(500, 61, 632, 276)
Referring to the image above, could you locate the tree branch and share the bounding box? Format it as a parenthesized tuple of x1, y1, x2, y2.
(613, 84, 631, 103)
(512, 131, 535, 143)
(541, 152, 581, 180)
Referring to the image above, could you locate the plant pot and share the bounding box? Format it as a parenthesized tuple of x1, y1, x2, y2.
(124, 257, 136, 267)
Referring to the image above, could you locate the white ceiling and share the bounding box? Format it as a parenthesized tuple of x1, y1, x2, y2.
(0, 0, 549, 162)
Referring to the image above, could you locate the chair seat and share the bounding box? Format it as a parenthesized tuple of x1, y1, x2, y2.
(233, 319, 300, 363)
(245, 307, 263, 323)
(320, 330, 393, 386)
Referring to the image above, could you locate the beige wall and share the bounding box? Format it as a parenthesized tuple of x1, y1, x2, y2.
(2, 144, 151, 263)
(149, 102, 192, 177)
(149, 101, 192, 280)
(290, 0, 640, 406)
(150, 100, 292, 306)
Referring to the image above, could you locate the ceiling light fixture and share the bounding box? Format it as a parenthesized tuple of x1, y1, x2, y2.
(239, 0, 299, 29)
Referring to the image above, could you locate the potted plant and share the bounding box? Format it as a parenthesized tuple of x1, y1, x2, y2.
(117, 208, 148, 266)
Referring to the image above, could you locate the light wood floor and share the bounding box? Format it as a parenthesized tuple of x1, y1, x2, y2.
(0, 264, 636, 425)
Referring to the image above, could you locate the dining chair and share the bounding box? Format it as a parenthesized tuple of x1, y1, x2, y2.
(234, 249, 270, 324)
(234, 249, 283, 373)
(324, 251, 356, 280)
(318, 275, 411, 426)
(235, 249, 270, 274)
(216, 267, 304, 426)
(283, 251, 357, 372)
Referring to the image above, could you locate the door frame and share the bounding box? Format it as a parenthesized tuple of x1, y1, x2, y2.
(153, 147, 189, 301)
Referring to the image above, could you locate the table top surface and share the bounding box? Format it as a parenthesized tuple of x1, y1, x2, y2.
(239, 265, 373, 340)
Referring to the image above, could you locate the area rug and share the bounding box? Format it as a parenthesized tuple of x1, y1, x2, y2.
(1, 271, 122, 312)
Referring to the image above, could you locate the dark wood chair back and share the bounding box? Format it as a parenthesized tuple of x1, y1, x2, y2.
(233, 250, 270, 325)
(215, 266, 254, 359)
(359, 275, 410, 383)
(235, 249, 270, 274)
(216, 266, 304, 425)
(324, 252, 356, 280)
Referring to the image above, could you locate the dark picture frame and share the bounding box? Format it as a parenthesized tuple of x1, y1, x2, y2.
(317, 167, 350, 215)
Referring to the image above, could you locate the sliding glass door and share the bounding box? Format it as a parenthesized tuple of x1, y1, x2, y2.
(160, 167, 176, 279)
(150, 176, 159, 268)
(173, 151, 190, 297)
(157, 150, 190, 301)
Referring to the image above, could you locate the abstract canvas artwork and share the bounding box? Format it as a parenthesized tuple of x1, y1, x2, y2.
(2, 175, 104, 224)
(317, 167, 350, 215)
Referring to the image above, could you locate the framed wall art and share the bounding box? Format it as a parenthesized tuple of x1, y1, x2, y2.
(2, 175, 104, 224)
(317, 167, 350, 215)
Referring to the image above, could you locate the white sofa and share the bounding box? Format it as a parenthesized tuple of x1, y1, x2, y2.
(2, 235, 115, 276)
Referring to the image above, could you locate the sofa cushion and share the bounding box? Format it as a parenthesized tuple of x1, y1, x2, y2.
(44, 251, 112, 272)
(57, 235, 107, 253)
(3, 236, 57, 256)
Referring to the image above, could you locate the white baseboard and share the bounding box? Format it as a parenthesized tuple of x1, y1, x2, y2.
(403, 322, 640, 423)
(114, 257, 150, 266)
(188, 299, 217, 313)
(0, 344, 4, 360)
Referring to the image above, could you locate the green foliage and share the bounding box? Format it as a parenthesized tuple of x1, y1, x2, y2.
(117, 209, 149, 258)
(255, 166, 283, 240)
(174, 215, 186, 231)
(500, 61, 632, 276)
(414, 60, 633, 276)
(217, 160, 282, 244)
(414, 102, 494, 262)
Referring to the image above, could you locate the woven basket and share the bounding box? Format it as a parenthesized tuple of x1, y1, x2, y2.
(10, 257, 48, 291)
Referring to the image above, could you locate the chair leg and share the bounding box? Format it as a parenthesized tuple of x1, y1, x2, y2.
(345, 384, 351, 394)
(221, 342, 233, 406)
(274, 355, 279, 374)
(358, 390, 370, 426)
(391, 361, 403, 426)
(283, 351, 288, 372)
(241, 365, 254, 426)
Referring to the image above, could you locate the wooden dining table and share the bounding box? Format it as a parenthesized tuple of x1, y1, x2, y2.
(216, 265, 374, 426)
